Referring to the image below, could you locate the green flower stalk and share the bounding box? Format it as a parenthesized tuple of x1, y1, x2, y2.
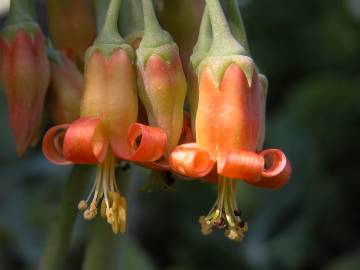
(119, 0, 144, 48)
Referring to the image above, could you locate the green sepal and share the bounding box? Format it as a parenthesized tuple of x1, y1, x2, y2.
(137, 0, 175, 66)
(205, 0, 247, 58)
(190, 7, 212, 70)
(197, 55, 255, 88)
(88, 0, 134, 61)
(258, 73, 269, 96)
(139, 0, 173, 49)
(136, 42, 178, 67)
(85, 43, 134, 62)
(1, 0, 39, 41)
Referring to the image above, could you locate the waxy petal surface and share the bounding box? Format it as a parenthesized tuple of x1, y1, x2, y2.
(63, 117, 108, 164)
(127, 123, 167, 162)
(169, 143, 215, 178)
(254, 149, 291, 189)
(138, 52, 187, 153)
(218, 150, 264, 182)
(218, 64, 262, 154)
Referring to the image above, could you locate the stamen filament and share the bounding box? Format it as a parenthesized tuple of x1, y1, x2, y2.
(199, 175, 248, 241)
(78, 149, 127, 234)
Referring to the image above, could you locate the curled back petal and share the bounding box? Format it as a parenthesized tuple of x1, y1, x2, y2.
(63, 117, 108, 164)
(42, 124, 72, 165)
(218, 150, 264, 183)
(126, 123, 167, 162)
(253, 149, 292, 189)
(169, 143, 215, 178)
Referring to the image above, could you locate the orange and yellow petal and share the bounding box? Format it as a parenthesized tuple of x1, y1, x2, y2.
(42, 124, 72, 165)
(63, 117, 108, 164)
(169, 143, 215, 178)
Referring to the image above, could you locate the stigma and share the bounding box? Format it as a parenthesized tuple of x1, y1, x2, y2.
(199, 176, 248, 241)
(78, 150, 127, 234)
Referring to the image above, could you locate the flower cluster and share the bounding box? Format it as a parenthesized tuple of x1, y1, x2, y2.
(0, 0, 291, 240)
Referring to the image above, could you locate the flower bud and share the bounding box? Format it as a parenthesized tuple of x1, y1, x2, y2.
(47, 52, 83, 124)
(136, 0, 187, 154)
(47, 0, 96, 61)
(1, 26, 50, 155)
(137, 45, 187, 153)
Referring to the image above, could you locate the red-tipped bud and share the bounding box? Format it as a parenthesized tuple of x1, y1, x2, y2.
(0, 30, 50, 155)
(137, 46, 187, 154)
(47, 52, 83, 124)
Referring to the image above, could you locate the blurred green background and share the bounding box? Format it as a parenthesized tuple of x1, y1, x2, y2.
(1, 0, 360, 269)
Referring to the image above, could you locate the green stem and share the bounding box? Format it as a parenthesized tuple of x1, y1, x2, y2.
(196, 7, 212, 53)
(82, 216, 119, 270)
(94, 0, 110, 32)
(39, 165, 94, 270)
(205, 0, 245, 56)
(4, 0, 37, 28)
(190, 6, 212, 68)
(140, 0, 172, 48)
(119, 0, 144, 38)
(95, 0, 124, 44)
(225, 0, 249, 52)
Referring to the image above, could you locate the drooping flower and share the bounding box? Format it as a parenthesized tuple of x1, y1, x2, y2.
(42, 0, 167, 234)
(46, 49, 83, 124)
(136, 0, 187, 159)
(169, 0, 291, 241)
(0, 0, 50, 155)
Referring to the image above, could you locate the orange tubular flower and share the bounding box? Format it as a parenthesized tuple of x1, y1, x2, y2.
(42, 0, 167, 234)
(169, 0, 291, 241)
(0, 1, 50, 155)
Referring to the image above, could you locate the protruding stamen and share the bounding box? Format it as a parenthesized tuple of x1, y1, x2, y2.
(200, 176, 248, 241)
(78, 200, 88, 210)
(77, 150, 127, 234)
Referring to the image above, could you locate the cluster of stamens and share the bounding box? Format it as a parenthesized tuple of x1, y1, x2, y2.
(199, 176, 248, 241)
(78, 151, 127, 234)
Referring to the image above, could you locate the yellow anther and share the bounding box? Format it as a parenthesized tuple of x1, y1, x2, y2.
(199, 216, 212, 235)
(105, 208, 113, 224)
(78, 200, 88, 211)
(112, 221, 119, 234)
(84, 208, 97, 220)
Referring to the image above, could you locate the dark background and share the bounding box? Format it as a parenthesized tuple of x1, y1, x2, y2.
(0, 0, 360, 269)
